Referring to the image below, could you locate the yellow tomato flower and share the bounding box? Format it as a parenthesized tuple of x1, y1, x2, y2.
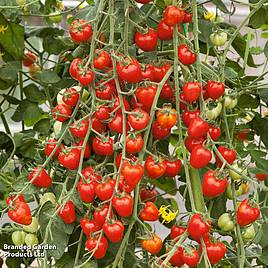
(204, 11, 216, 22)
(158, 205, 178, 223)
(0, 25, 8, 34)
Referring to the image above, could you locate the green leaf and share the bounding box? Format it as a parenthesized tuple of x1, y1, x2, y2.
(25, 26, 64, 38)
(261, 32, 268, 39)
(2, 94, 20, 105)
(249, 7, 268, 29)
(33, 118, 51, 135)
(251, 116, 268, 147)
(43, 36, 74, 55)
(0, 13, 24, 60)
(250, 46, 263, 55)
(211, 0, 229, 13)
(209, 194, 227, 219)
(238, 94, 260, 109)
(259, 245, 268, 265)
(259, 88, 268, 102)
(23, 84, 46, 103)
(264, 41, 268, 58)
(198, 19, 214, 43)
(150, 177, 177, 195)
(36, 70, 61, 84)
(0, 61, 20, 84)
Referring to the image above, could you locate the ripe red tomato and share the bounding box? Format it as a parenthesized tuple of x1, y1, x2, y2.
(145, 156, 167, 179)
(141, 234, 162, 254)
(236, 199, 260, 226)
(86, 235, 108, 259)
(188, 117, 209, 138)
(152, 121, 171, 140)
(135, 85, 157, 110)
(76, 68, 95, 86)
(157, 19, 174, 41)
(94, 105, 111, 121)
(208, 125, 221, 141)
(115, 153, 137, 169)
(116, 58, 142, 83)
(128, 108, 150, 130)
(163, 5, 185, 26)
(112, 193, 133, 217)
(190, 145, 212, 169)
(28, 167, 52, 188)
(44, 139, 62, 158)
(93, 204, 113, 225)
(58, 200, 76, 224)
(70, 119, 89, 138)
(108, 113, 130, 134)
(23, 51, 37, 67)
(202, 170, 227, 198)
(91, 117, 107, 134)
(179, 92, 187, 110)
(170, 225, 186, 240)
(160, 82, 174, 100)
(69, 19, 92, 43)
(206, 80, 225, 100)
(62, 87, 79, 107)
(178, 44, 196, 65)
(164, 159, 182, 177)
(182, 248, 199, 267)
(103, 220, 124, 243)
(58, 148, 81, 170)
(52, 104, 72, 122)
(69, 58, 82, 79)
(81, 166, 102, 186)
(216, 146, 236, 168)
(80, 218, 101, 237)
(93, 50, 111, 69)
(256, 173, 268, 181)
(6, 195, 32, 225)
(141, 64, 156, 81)
(77, 179, 95, 203)
(76, 139, 90, 159)
(205, 240, 226, 265)
(153, 63, 171, 82)
(121, 161, 144, 187)
(111, 96, 130, 115)
(182, 109, 200, 127)
(135, 0, 151, 3)
(140, 187, 158, 202)
(156, 105, 177, 129)
(96, 81, 115, 100)
(185, 136, 206, 152)
(182, 81, 202, 103)
(134, 28, 158, 52)
(139, 202, 159, 221)
(183, 12, 193, 23)
(169, 246, 184, 266)
(92, 137, 114, 156)
(126, 134, 144, 154)
(187, 214, 211, 242)
(95, 179, 115, 201)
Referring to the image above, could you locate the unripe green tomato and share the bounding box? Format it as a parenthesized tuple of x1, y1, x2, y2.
(229, 163, 247, 180)
(53, 121, 62, 136)
(226, 183, 243, 199)
(49, 11, 62, 24)
(210, 31, 228, 47)
(205, 102, 222, 120)
(224, 96, 237, 109)
(218, 213, 235, 232)
(12, 231, 26, 246)
(23, 217, 39, 233)
(242, 225, 256, 242)
(25, 233, 38, 246)
(16, 0, 26, 6)
(40, 192, 56, 205)
(215, 16, 224, 23)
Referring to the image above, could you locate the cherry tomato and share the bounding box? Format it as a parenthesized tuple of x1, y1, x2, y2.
(94, 105, 111, 121)
(45, 139, 62, 158)
(93, 204, 113, 225)
(141, 234, 162, 254)
(145, 156, 167, 179)
(140, 187, 158, 202)
(112, 193, 133, 217)
(62, 87, 80, 107)
(58, 200, 76, 224)
(69, 58, 82, 79)
(91, 117, 107, 133)
(135, 85, 157, 110)
(152, 121, 171, 140)
(128, 108, 150, 130)
(69, 19, 92, 43)
(92, 137, 114, 156)
(157, 19, 174, 41)
(23, 50, 37, 67)
(116, 58, 142, 83)
(160, 82, 174, 100)
(76, 68, 95, 86)
(218, 213, 234, 232)
(202, 170, 227, 198)
(205, 240, 226, 265)
(25, 233, 38, 246)
(58, 148, 81, 170)
(205, 80, 225, 100)
(190, 145, 212, 169)
(169, 246, 184, 266)
(188, 116, 209, 138)
(95, 179, 115, 201)
(125, 134, 144, 154)
(210, 31, 228, 47)
(111, 96, 131, 115)
(182, 81, 202, 103)
(80, 218, 101, 237)
(86, 235, 108, 259)
(156, 105, 177, 129)
(178, 44, 196, 65)
(153, 63, 171, 82)
(139, 202, 159, 221)
(77, 179, 95, 203)
(94, 50, 111, 69)
(103, 220, 124, 243)
(96, 81, 115, 100)
(236, 199, 260, 226)
(12, 231, 26, 246)
(28, 167, 52, 188)
(185, 136, 206, 152)
(70, 119, 89, 138)
(256, 173, 268, 181)
(183, 12, 193, 23)
(141, 64, 156, 81)
(163, 5, 185, 26)
(76, 140, 91, 159)
(108, 113, 130, 134)
(134, 28, 158, 52)
(52, 104, 72, 122)
(182, 247, 199, 267)
(182, 109, 200, 127)
(164, 159, 182, 177)
(216, 146, 236, 168)
(208, 125, 221, 141)
(122, 161, 144, 187)
(170, 225, 186, 240)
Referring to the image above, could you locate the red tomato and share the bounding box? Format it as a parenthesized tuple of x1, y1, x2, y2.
(187, 214, 211, 242)
(58, 200, 76, 224)
(93, 204, 113, 225)
(128, 108, 150, 130)
(188, 116, 209, 138)
(69, 58, 82, 79)
(164, 159, 182, 177)
(208, 125, 221, 141)
(103, 220, 124, 243)
(153, 63, 171, 82)
(135, 85, 157, 110)
(205, 240, 226, 265)
(157, 19, 174, 41)
(81, 166, 102, 186)
(77, 178, 95, 203)
(116, 58, 142, 83)
(140, 187, 158, 202)
(185, 136, 206, 152)
(183, 12, 193, 23)
(139, 202, 159, 221)
(236, 199, 260, 226)
(179, 92, 187, 110)
(28, 167, 52, 188)
(44, 139, 62, 158)
(122, 161, 144, 187)
(58, 148, 81, 170)
(94, 105, 111, 121)
(256, 173, 268, 181)
(126, 134, 144, 154)
(182, 248, 199, 267)
(86, 235, 108, 259)
(182, 81, 202, 103)
(112, 193, 133, 217)
(141, 234, 162, 254)
(169, 246, 184, 266)
(6, 195, 32, 225)
(216, 146, 236, 168)
(152, 121, 171, 140)
(108, 114, 130, 134)
(92, 137, 114, 156)
(76, 68, 95, 86)
(190, 145, 212, 169)
(141, 64, 156, 81)
(160, 82, 174, 100)
(96, 81, 115, 100)
(95, 179, 115, 201)
(202, 170, 227, 198)
(93, 50, 111, 69)
(156, 105, 177, 129)
(23, 51, 37, 67)
(163, 5, 185, 26)
(115, 153, 137, 169)
(134, 28, 158, 52)
(80, 218, 101, 237)
(145, 156, 167, 179)
(170, 225, 186, 240)
(76, 140, 91, 159)
(70, 119, 89, 138)
(111, 96, 131, 115)
(52, 104, 72, 122)
(182, 109, 200, 127)
(178, 44, 196, 65)
(62, 87, 79, 107)
(91, 118, 107, 134)
(135, 0, 151, 3)
(69, 19, 92, 43)
(206, 80, 225, 100)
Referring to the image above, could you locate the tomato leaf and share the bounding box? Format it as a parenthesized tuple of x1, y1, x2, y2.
(150, 177, 177, 195)
(211, 0, 229, 13)
(36, 70, 61, 84)
(23, 84, 46, 103)
(238, 94, 260, 109)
